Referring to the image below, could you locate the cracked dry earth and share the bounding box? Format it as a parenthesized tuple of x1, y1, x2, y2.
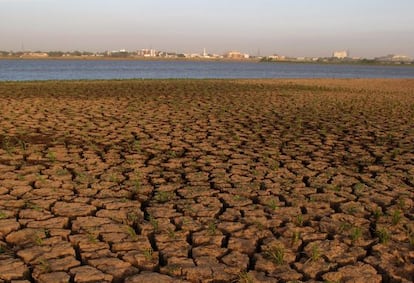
(0, 79, 413, 283)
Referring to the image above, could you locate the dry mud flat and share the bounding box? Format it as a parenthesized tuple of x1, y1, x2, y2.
(0, 79, 413, 283)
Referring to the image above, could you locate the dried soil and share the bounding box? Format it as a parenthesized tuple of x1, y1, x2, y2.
(0, 79, 413, 282)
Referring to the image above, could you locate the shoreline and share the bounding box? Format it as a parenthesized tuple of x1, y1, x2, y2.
(0, 56, 258, 63)
(1, 78, 414, 85)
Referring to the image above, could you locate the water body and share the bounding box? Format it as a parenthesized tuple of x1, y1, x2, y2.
(0, 59, 413, 81)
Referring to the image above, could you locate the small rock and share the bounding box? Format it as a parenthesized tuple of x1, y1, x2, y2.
(191, 229, 225, 246)
(268, 265, 303, 281)
(88, 257, 138, 281)
(221, 251, 250, 270)
(241, 271, 278, 282)
(125, 272, 178, 283)
(26, 217, 69, 229)
(0, 258, 29, 280)
(0, 219, 20, 237)
(34, 272, 70, 283)
(183, 266, 213, 282)
(52, 202, 96, 217)
(47, 256, 80, 272)
(5, 228, 46, 247)
(294, 258, 333, 279)
(19, 209, 53, 221)
(160, 257, 195, 277)
(322, 262, 382, 283)
(227, 237, 257, 255)
(111, 238, 150, 253)
(71, 238, 110, 257)
(70, 265, 113, 283)
(17, 242, 75, 263)
(71, 217, 113, 232)
(191, 245, 227, 259)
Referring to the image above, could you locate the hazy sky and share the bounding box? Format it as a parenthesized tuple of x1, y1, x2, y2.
(1, 0, 413, 58)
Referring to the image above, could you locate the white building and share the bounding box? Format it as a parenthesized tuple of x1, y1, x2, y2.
(375, 54, 413, 63)
(202, 48, 208, 58)
(268, 54, 286, 60)
(332, 50, 348, 59)
(391, 55, 412, 62)
(137, 49, 157, 57)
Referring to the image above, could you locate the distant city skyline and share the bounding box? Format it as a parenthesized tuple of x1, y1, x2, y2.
(1, 0, 413, 58)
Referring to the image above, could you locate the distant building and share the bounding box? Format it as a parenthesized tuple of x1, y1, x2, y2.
(224, 51, 249, 59)
(268, 54, 286, 60)
(189, 53, 201, 58)
(375, 54, 412, 63)
(20, 52, 48, 58)
(107, 49, 128, 56)
(332, 50, 348, 59)
(202, 48, 208, 58)
(137, 49, 157, 57)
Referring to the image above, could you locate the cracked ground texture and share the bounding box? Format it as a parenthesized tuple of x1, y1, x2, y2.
(0, 79, 413, 283)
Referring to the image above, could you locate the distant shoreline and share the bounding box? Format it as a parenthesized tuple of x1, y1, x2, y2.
(0, 56, 258, 63)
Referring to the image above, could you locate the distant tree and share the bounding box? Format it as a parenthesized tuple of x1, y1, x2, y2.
(260, 57, 273, 62)
(110, 52, 129, 58)
(47, 51, 64, 57)
(360, 59, 375, 64)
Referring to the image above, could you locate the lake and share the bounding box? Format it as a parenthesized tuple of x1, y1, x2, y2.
(0, 59, 413, 81)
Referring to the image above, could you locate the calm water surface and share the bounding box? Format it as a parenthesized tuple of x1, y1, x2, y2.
(0, 59, 413, 81)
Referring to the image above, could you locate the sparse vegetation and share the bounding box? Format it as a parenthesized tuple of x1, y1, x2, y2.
(376, 228, 390, 244)
(25, 201, 43, 211)
(167, 228, 176, 239)
(309, 244, 321, 261)
(373, 208, 383, 220)
(148, 215, 159, 231)
(207, 221, 217, 236)
(56, 168, 70, 176)
(126, 226, 137, 239)
(1, 136, 13, 155)
(38, 258, 51, 273)
(86, 231, 98, 243)
(391, 210, 402, 225)
(350, 226, 362, 242)
(127, 212, 140, 224)
(143, 247, 155, 261)
(0, 211, 7, 219)
(265, 245, 285, 265)
(46, 150, 57, 162)
(266, 199, 279, 210)
(296, 214, 304, 226)
(238, 271, 254, 283)
(154, 191, 173, 203)
(292, 231, 301, 244)
(34, 234, 44, 245)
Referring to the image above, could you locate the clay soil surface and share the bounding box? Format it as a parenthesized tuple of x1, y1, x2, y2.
(0, 79, 413, 283)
